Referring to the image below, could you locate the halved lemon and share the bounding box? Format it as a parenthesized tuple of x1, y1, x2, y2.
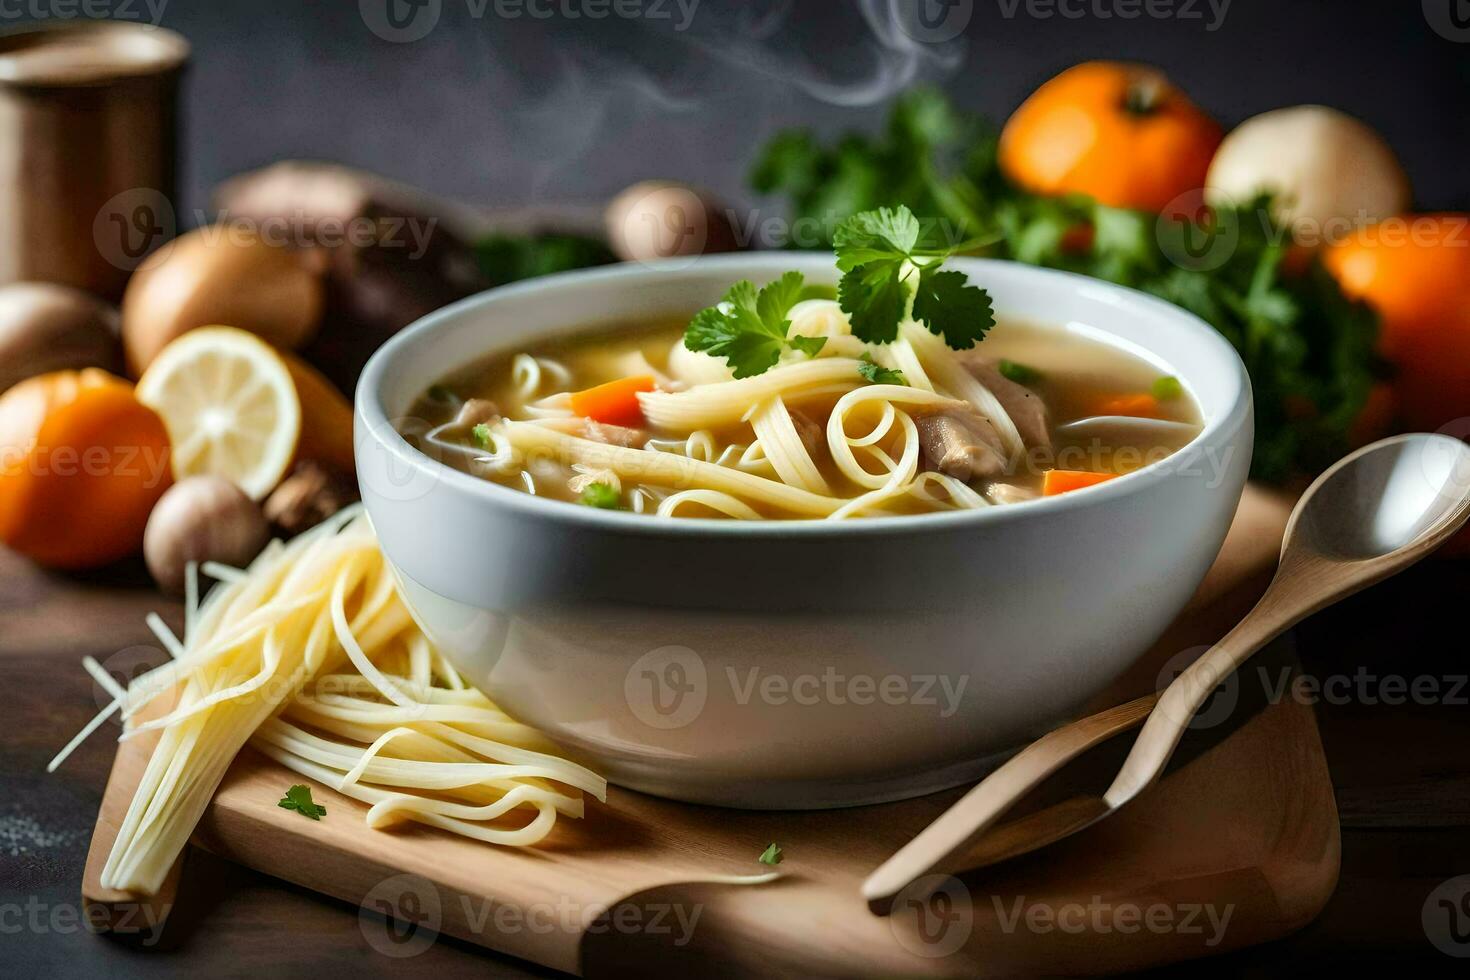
(136, 326, 302, 499)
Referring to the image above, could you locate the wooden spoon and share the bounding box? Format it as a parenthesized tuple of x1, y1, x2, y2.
(865, 433, 1470, 914)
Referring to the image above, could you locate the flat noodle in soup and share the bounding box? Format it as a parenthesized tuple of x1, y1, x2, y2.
(403, 303, 1202, 521)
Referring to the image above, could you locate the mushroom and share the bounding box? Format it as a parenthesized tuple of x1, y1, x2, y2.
(605, 181, 740, 263)
(0, 283, 122, 395)
(306, 200, 489, 391)
(213, 162, 490, 392)
(121, 225, 326, 376)
(262, 461, 359, 537)
(1206, 106, 1411, 243)
(143, 476, 271, 594)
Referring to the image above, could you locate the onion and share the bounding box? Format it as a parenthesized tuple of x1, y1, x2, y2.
(120, 225, 325, 376)
(1205, 105, 1410, 244)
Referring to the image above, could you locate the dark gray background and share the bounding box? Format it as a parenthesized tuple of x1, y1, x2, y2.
(13, 0, 1469, 217)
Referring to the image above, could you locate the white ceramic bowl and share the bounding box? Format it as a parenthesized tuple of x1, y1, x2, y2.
(356, 254, 1253, 808)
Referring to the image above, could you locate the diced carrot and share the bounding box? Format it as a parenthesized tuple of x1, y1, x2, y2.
(1043, 469, 1120, 496)
(569, 375, 656, 427)
(1097, 393, 1163, 419)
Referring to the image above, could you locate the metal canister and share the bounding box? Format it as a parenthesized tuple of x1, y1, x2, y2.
(0, 21, 188, 300)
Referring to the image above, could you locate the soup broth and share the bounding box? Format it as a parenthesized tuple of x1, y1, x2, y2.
(404, 308, 1201, 520)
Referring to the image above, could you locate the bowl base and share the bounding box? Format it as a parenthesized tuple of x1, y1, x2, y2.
(597, 744, 1018, 810)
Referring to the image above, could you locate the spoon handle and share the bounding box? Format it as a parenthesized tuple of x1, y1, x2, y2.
(861, 692, 1159, 912)
(1104, 547, 1379, 807)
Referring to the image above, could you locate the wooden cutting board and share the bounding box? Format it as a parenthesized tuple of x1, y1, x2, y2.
(82, 485, 1340, 977)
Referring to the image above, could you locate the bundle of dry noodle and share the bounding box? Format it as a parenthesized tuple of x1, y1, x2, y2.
(50, 506, 606, 896)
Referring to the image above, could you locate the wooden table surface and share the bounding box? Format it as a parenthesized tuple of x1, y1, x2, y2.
(4, 547, 1469, 977)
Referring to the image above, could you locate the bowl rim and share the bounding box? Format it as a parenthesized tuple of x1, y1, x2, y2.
(357, 253, 1253, 540)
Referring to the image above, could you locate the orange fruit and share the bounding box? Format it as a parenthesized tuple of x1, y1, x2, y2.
(1000, 62, 1223, 214)
(1323, 215, 1470, 431)
(0, 369, 172, 569)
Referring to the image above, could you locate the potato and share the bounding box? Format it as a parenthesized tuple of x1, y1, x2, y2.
(0, 283, 121, 395)
(120, 225, 326, 375)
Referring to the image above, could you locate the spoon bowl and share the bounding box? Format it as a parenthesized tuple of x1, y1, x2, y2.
(1291, 433, 1470, 561)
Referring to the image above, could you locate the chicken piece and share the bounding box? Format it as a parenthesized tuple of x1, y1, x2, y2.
(915, 406, 1007, 482)
(954, 352, 1052, 451)
(453, 398, 499, 427)
(583, 419, 649, 448)
(988, 482, 1041, 506)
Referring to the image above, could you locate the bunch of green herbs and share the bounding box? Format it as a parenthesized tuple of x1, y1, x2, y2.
(749, 89, 1381, 480)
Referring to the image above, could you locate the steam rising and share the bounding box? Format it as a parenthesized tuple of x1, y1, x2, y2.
(672, 0, 965, 107)
(473, 0, 967, 200)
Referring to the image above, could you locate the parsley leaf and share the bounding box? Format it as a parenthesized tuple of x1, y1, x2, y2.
(833, 206, 922, 269)
(278, 784, 326, 820)
(787, 335, 829, 357)
(911, 266, 994, 350)
(858, 353, 907, 386)
(580, 482, 621, 509)
(758, 843, 783, 866)
(834, 205, 995, 348)
(837, 260, 910, 345)
(684, 272, 825, 378)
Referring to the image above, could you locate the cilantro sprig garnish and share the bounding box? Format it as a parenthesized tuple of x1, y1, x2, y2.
(278, 784, 326, 820)
(684, 271, 826, 379)
(835, 205, 994, 348)
(683, 207, 995, 378)
(858, 353, 907, 386)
